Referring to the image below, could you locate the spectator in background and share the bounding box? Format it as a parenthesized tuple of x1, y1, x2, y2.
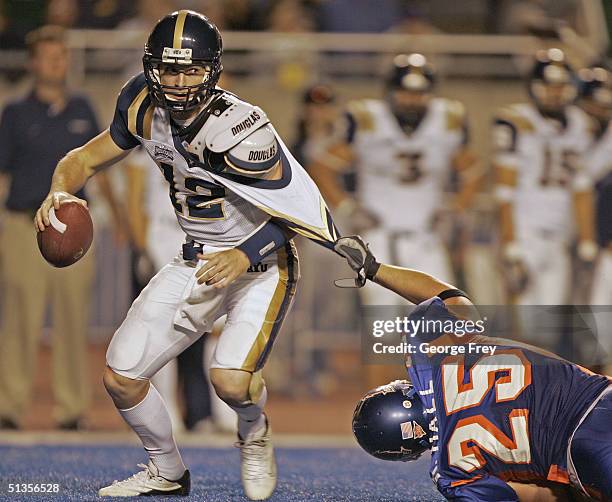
(268, 0, 314, 32)
(290, 83, 355, 395)
(46, 0, 79, 28)
(577, 67, 612, 360)
(181, 0, 258, 31)
(293, 84, 340, 165)
(76, 0, 135, 29)
(118, 0, 175, 31)
(0, 26, 119, 430)
(0, 0, 46, 49)
(315, 0, 404, 33)
(492, 49, 596, 310)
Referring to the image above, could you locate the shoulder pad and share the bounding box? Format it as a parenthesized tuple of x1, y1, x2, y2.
(495, 104, 535, 132)
(116, 72, 148, 114)
(225, 123, 280, 173)
(205, 93, 270, 152)
(346, 100, 375, 131)
(443, 99, 466, 131)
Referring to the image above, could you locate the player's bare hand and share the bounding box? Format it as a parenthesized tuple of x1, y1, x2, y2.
(196, 248, 250, 288)
(35, 191, 88, 232)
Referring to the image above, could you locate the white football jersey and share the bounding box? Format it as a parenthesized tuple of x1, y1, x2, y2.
(492, 103, 594, 239)
(347, 97, 466, 232)
(584, 120, 612, 183)
(110, 73, 337, 248)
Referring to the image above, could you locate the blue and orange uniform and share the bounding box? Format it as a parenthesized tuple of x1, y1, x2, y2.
(407, 297, 612, 501)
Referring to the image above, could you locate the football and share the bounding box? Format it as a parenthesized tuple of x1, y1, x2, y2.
(36, 202, 94, 268)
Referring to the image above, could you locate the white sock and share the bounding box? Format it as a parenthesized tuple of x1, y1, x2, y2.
(119, 384, 186, 480)
(231, 386, 267, 440)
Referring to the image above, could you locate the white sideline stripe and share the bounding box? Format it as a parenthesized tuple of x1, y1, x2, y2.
(0, 431, 357, 448)
(48, 207, 67, 234)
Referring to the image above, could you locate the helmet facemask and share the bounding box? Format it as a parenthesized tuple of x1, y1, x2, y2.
(386, 54, 434, 132)
(143, 49, 222, 113)
(529, 49, 578, 117)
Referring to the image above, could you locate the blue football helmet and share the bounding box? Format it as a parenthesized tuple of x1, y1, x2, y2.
(528, 48, 578, 115)
(143, 10, 223, 112)
(578, 66, 612, 122)
(352, 380, 431, 462)
(386, 53, 435, 131)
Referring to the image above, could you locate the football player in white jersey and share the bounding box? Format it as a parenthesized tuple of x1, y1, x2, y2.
(493, 48, 598, 306)
(34, 10, 338, 500)
(310, 54, 481, 307)
(577, 66, 612, 369)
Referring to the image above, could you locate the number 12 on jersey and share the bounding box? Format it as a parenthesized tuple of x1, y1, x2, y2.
(159, 163, 226, 220)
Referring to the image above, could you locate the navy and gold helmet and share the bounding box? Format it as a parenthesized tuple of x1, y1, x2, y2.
(143, 10, 223, 112)
(352, 380, 431, 462)
(386, 53, 435, 93)
(385, 54, 435, 130)
(578, 66, 612, 120)
(528, 48, 578, 113)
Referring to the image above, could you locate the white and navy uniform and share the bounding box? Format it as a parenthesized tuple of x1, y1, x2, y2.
(346, 98, 464, 305)
(585, 121, 612, 310)
(493, 103, 593, 305)
(129, 147, 185, 269)
(105, 73, 336, 377)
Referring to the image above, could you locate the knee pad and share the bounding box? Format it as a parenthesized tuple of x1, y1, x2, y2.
(106, 317, 150, 378)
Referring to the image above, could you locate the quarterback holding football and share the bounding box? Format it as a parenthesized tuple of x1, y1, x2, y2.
(35, 10, 338, 500)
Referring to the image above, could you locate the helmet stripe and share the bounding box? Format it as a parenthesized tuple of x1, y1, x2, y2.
(173, 10, 188, 49)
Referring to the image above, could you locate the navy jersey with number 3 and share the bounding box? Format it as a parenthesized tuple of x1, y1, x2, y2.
(407, 298, 610, 501)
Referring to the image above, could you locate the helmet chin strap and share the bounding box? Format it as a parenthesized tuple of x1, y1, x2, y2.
(393, 107, 427, 132)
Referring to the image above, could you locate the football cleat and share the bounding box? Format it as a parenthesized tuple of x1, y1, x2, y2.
(235, 417, 277, 500)
(98, 462, 190, 497)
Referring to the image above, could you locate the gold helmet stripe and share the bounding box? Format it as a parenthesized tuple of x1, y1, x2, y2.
(173, 10, 188, 49)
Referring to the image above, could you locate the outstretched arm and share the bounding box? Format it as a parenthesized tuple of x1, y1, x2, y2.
(334, 235, 475, 311)
(35, 129, 130, 231)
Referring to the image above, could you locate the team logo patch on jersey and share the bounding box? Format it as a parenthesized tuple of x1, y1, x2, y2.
(231, 111, 262, 136)
(153, 144, 174, 162)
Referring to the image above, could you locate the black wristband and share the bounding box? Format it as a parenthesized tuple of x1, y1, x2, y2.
(438, 288, 470, 301)
(364, 257, 380, 280)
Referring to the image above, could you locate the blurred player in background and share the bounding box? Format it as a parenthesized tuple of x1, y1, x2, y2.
(493, 48, 597, 306)
(337, 235, 612, 502)
(577, 65, 612, 374)
(35, 10, 338, 500)
(311, 53, 481, 309)
(577, 66, 612, 306)
(310, 54, 481, 387)
(290, 83, 354, 395)
(0, 26, 121, 430)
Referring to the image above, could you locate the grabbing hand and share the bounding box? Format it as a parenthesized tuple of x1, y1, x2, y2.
(333, 235, 380, 287)
(196, 248, 251, 288)
(35, 191, 88, 232)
